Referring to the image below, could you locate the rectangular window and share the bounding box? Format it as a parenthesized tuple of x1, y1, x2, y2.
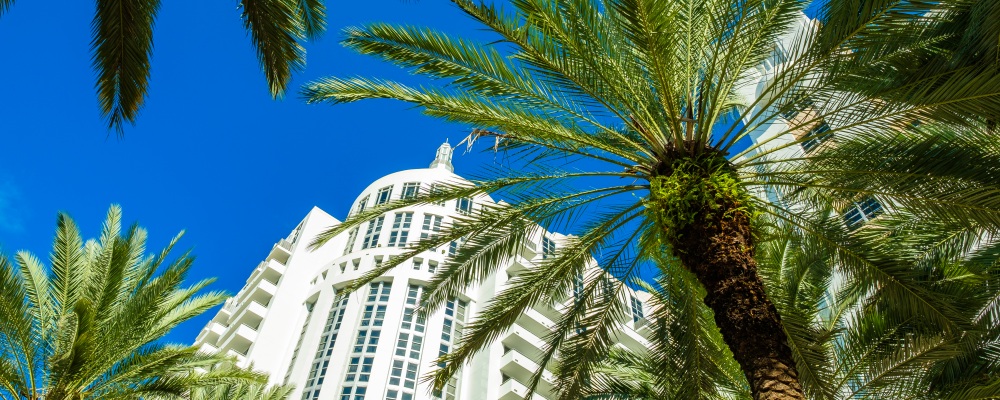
(376, 185, 394, 205)
(401, 182, 421, 200)
(573, 273, 584, 301)
(361, 216, 385, 249)
(343, 227, 359, 256)
(429, 183, 445, 206)
(843, 196, 884, 231)
(456, 197, 473, 215)
(413, 259, 422, 271)
(542, 236, 556, 259)
(420, 214, 443, 240)
(389, 359, 405, 386)
(801, 122, 833, 153)
(388, 212, 413, 247)
(355, 195, 369, 215)
(630, 296, 644, 324)
(339, 385, 367, 400)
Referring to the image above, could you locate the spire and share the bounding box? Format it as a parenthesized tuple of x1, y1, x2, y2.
(429, 141, 454, 172)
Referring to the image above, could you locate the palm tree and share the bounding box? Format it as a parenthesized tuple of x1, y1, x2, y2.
(177, 363, 295, 400)
(302, 1, 1000, 399)
(0, 0, 325, 134)
(0, 206, 264, 399)
(584, 212, 1000, 399)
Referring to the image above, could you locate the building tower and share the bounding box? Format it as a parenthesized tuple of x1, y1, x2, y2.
(194, 142, 652, 400)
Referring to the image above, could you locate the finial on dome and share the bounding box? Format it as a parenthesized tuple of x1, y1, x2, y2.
(430, 141, 454, 172)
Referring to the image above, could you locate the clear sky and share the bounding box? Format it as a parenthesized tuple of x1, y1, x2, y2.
(0, 1, 824, 346)
(0, 0, 501, 344)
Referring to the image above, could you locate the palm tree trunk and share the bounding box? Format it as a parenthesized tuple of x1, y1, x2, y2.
(673, 202, 805, 400)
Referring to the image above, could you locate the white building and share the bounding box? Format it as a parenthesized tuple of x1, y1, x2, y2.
(734, 14, 887, 230)
(194, 142, 652, 400)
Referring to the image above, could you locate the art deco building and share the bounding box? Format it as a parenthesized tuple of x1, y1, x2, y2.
(194, 142, 652, 400)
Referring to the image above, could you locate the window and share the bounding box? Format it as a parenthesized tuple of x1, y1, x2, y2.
(355, 195, 369, 215)
(342, 283, 390, 395)
(361, 216, 385, 249)
(389, 285, 426, 399)
(429, 183, 445, 206)
(376, 185, 394, 205)
(339, 385, 367, 400)
(573, 273, 584, 302)
(542, 236, 556, 259)
(428, 261, 438, 274)
(388, 212, 413, 247)
(436, 299, 467, 399)
(420, 214, 443, 240)
(456, 197, 473, 215)
(343, 227, 359, 256)
(630, 296, 644, 324)
(401, 182, 420, 200)
(300, 294, 349, 398)
(843, 196, 884, 231)
(413, 259, 422, 271)
(801, 122, 832, 153)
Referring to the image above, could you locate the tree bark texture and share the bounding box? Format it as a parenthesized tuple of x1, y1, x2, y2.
(673, 202, 806, 400)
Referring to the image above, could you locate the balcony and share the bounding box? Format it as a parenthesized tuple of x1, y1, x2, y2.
(517, 308, 556, 340)
(521, 242, 539, 260)
(501, 324, 546, 364)
(499, 377, 548, 400)
(616, 324, 650, 351)
(505, 255, 534, 277)
(218, 323, 258, 354)
(195, 321, 227, 345)
(234, 277, 278, 309)
(228, 300, 268, 335)
(531, 298, 569, 325)
(225, 348, 247, 365)
(499, 350, 556, 397)
(635, 317, 653, 337)
(220, 298, 237, 317)
(266, 238, 293, 265)
(198, 342, 218, 354)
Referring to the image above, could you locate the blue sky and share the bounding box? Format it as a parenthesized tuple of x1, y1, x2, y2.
(0, 1, 500, 344)
(0, 1, 826, 346)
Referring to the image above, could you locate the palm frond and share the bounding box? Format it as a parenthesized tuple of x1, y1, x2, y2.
(91, 0, 160, 134)
(240, 0, 306, 98)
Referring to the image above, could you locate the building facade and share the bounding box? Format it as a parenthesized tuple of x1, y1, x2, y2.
(194, 142, 652, 400)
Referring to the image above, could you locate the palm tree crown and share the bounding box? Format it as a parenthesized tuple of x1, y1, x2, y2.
(0, 206, 264, 399)
(303, 1, 1000, 399)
